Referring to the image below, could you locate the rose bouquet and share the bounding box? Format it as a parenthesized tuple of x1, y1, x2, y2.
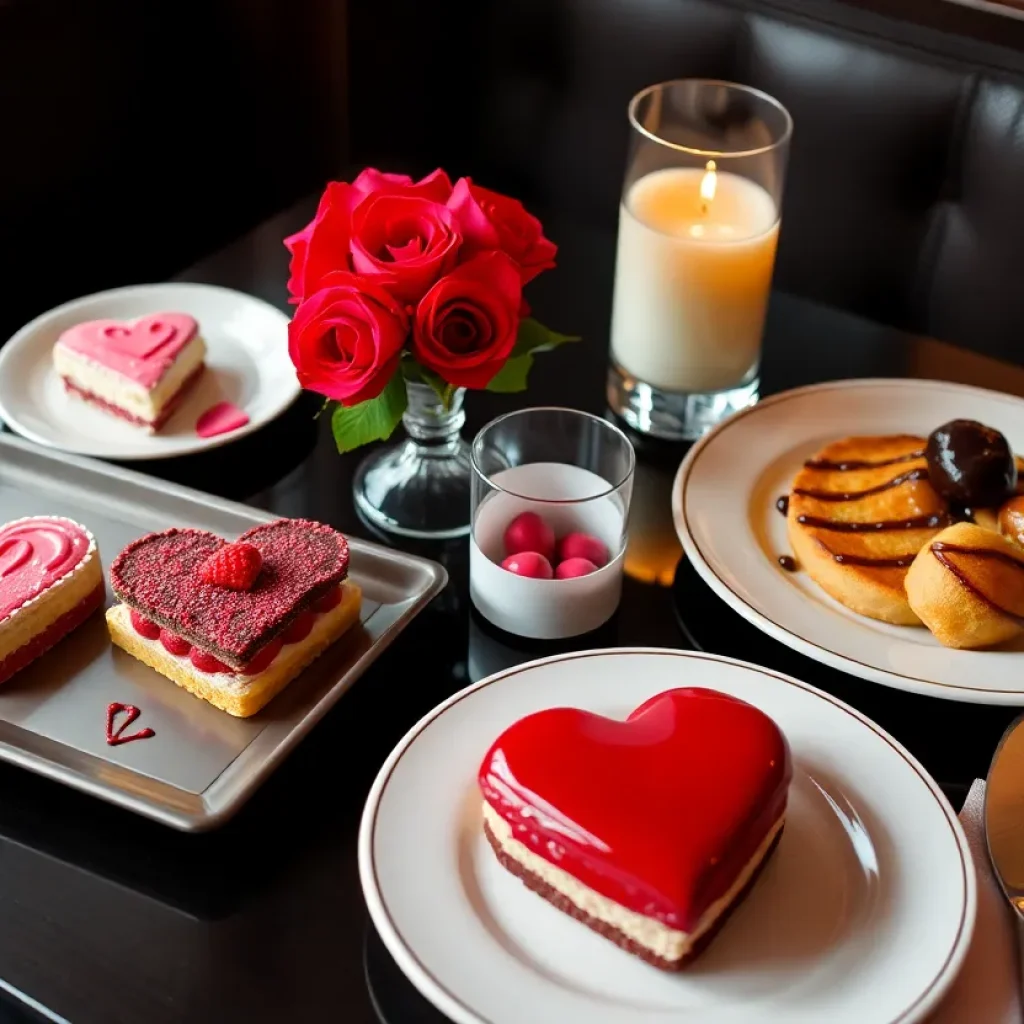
(284, 168, 575, 453)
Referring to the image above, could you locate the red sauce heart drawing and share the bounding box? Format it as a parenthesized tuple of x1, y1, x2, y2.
(105, 702, 155, 746)
(57, 313, 198, 389)
(0, 518, 92, 621)
(109, 519, 350, 669)
(479, 687, 791, 931)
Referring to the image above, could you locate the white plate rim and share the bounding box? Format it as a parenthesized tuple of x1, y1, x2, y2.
(358, 646, 976, 1024)
(0, 281, 301, 460)
(672, 377, 1024, 704)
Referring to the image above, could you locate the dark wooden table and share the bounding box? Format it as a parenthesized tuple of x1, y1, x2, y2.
(1, 200, 1022, 1024)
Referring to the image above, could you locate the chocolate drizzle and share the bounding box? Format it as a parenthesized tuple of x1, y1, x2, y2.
(931, 541, 1024, 625)
(793, 467, 928, 502)
(796, 512, 950, 533)
(775, 495, 789, 517)
(777, 555, 797, 572)
(831, 552, 917, 569)
(804, 449, 925, 472)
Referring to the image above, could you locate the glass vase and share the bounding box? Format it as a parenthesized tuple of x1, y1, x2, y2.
(353, 380, 473, 539)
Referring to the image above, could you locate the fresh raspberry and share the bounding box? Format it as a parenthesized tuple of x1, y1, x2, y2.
(190, 648, 232, 674)
(281, 610, 315, 644)
(159, 629, 191, 656)
(130, 609, 161, 639)
(314, 587, 343, 613)
(199, 542, 263, 591)
(241, 639, 283, 676)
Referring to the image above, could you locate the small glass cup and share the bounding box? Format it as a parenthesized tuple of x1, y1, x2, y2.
(469, 408, 635, 639)
(607, 79, 792, 440)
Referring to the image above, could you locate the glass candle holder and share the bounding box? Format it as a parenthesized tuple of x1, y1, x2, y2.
(607, 79, 792, 441)
(470, 408, 635, 639)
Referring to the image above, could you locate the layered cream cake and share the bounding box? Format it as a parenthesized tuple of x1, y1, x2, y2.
(478, 687, 791, 969)
(107, 519, 361, 717)
(53, 312, 206, 431)
(0, 516, 104, 684)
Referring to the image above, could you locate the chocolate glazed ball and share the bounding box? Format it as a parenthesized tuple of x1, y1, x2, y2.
(926, 419, 1017, 508)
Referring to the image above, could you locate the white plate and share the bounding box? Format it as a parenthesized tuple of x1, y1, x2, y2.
(0, 282, 300, 460)
(359, 648, 974, 1024)
(673, 378, 1024, 705)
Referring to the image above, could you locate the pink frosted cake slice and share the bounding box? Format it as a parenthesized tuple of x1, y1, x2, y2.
(0, 517, 104, 684)
(53, 312, 206, 431)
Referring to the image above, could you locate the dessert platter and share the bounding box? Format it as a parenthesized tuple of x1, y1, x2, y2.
(673, 378, 1024, 703)
(0, 432, 444, 830)
(0, 282, 300, 459)
(360, 648, 974, 1024)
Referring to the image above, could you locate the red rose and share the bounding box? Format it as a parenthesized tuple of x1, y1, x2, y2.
(283, 169, 454, 303)
(411, 251, 522, 389)
(350, 194, 461, 303)
(447, 178, 557, 283)
(288, 272, 408, 405)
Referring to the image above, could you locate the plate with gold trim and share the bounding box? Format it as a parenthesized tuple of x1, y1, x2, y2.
(673, 378, 1024, 704)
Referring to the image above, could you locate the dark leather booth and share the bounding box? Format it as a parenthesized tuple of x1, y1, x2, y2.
(349, 0, 1024, 363)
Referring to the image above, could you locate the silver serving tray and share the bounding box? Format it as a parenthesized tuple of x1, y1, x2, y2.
(0, 434, 446, 831)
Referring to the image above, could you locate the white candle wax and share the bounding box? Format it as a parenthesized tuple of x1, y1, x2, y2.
(610, 166, 779, 393)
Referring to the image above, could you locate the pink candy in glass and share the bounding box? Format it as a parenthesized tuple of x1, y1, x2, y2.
(555, 557, 599, 579)
(501, 551, 554, 579)
(503, 511, 555, 561)
(557, 532, 610, 568)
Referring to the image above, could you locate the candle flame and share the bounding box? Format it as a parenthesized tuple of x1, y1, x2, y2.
(699, 160, 717, 209)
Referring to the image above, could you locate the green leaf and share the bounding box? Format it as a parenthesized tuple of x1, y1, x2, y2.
(513, 318, 580, 357)
(485, 352, 534, 393)
(330, 373, 407, 453)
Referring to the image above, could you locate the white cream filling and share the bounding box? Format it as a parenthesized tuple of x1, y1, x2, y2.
(54, 334, 207, 421)
(483, 802, 784, 962)
(106, 590, 351, 693)
(0, 519, 102, 662)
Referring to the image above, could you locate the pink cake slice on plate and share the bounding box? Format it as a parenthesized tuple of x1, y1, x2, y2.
(53, 312, 206, 431)
(0, 516, 104, 684)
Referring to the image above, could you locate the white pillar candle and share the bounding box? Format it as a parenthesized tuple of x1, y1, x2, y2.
(610, 164, 779, 393)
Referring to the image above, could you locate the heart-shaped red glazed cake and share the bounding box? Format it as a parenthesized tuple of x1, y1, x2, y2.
(110, 518, 349, 668)
(478, 687, 791, 969)
(107, 518, 361, 718)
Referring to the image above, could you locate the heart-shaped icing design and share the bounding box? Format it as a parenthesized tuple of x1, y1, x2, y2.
(479, 687, 791, 930)
(109, 519, 349, 668)
(0, 517, 93, 621)
(58, 313, 198, 389)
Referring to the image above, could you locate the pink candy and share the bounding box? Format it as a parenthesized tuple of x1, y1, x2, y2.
(501, 551, 554, 579)
(555, 557, 599, 580)
(557, 532, 610, 568)
(503, 512, 555, 561)
(498, 514, 608, 580)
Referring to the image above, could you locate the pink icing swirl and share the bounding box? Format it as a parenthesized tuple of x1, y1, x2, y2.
(0, 517, 91, 621)
(57, 312, 198, 390)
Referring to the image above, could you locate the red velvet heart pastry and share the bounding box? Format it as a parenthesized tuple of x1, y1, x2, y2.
(106, 518, 362, 717)
(478, 687, 791, 969)
(0, 516, 104, 685)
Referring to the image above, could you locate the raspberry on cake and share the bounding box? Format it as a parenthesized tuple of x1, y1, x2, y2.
(106, 518, 362, 718)
(53, 312, 206, 432)
(0, 516, 104, 685)
(478, 688, 791, 970)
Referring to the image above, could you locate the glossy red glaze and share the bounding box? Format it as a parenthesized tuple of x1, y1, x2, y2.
(0, 517, 92, 622)
(105, 702, 155, 746)
(554, 556, 598, 579)
(557, 532, 610, 569)
(501, 551, 553, 579)
(503, 512, 555, 561)
(478, 687, 791, 931)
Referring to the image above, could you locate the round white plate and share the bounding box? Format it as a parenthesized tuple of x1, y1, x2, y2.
(673, 378, 1024, 704)
(0, 282, 300, 459)
(360, 648, 974, 1024)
